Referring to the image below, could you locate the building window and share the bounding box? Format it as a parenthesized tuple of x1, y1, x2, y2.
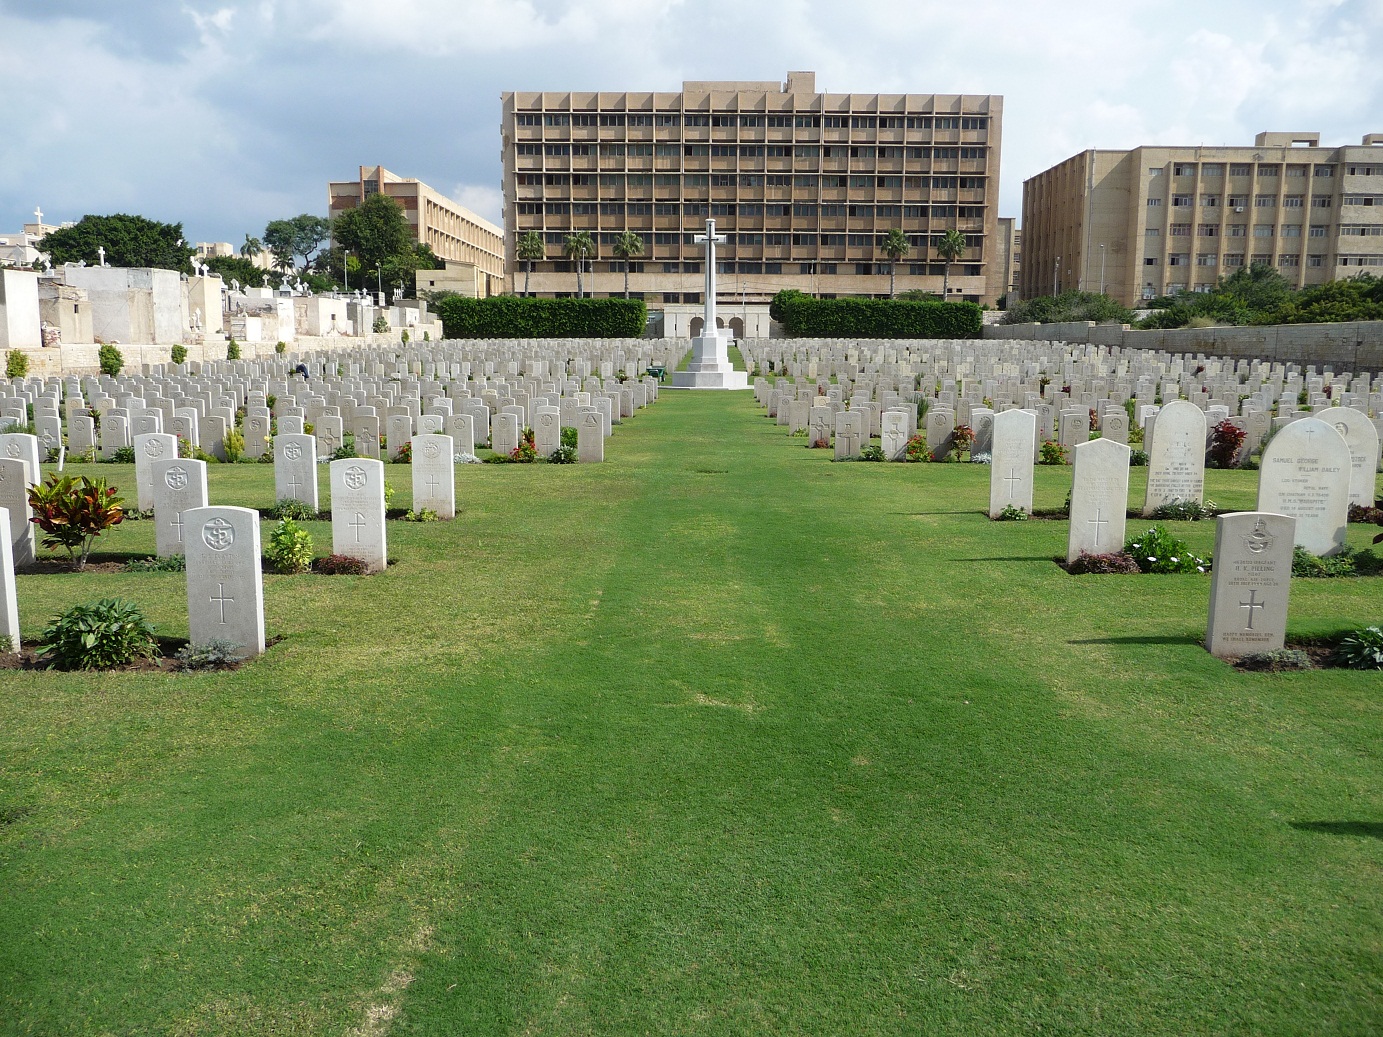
(1228, 195, 1248, 208)
(1340, 256, 1383, 266)
(1170, 224, 1191, 236)
(1312, 196, 1334, 208)
(516, 143, 541, 155)
(1285, 165, 1307, 177)
(1201, 195, 1220, 207)
(1258, 165, 1280, 177)
(795, 115, 820, 128)
(738, 114, 764, 128)
(1149, 167, 1164, 177)
(1196, 254, 1217, 266)
(1255, 195, 1274, 207)
(1145, 227, 1160, 236)
(655, 114, 680, 127)
(1224, 254, 1244, 267)
(960, 147, 986, 160)
(1230, 164, 1252, 177)
(960, 117, 987, 130)
(684, 114, 709, 127)
(854, 263, 875, 274)
(1281, 225, 1301, 237)
(1283, 195, 1304, 208)
(1279, 254, 1300, 267)
(1341, 225, 1383, 235)
(1252, 253, 1272, 264)
(1308, 255, 1324, 267)
(1202, 164, 1224, 176)
(906, 116, 931, 129)
(1172, 194, 1193, 206)
(1198, 224, 1218, 236)
(1144, 257, 1159, 265)
(1173, 163, 1196, 176)
(767, 115, 792, 128)
(516, 113, 541, 126)
(1253, 225, 1274, 237)
(1343, 195, 1383, 206)
(1167, 254, 1188, 266)
(1309, 225, 1328, 237)
(820, 234, 845, 246)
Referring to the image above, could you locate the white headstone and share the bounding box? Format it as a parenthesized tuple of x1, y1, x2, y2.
(0, 506, 17, 653)
(534, 406, 561, 458)
(577, 409, 604, 462)
(329, 458, 387, 572)
(1205, 512, 1296, 659)
(411, 434, 455, 518)
(151, 458, 208, 557)
(989, 409, 1037, 518)
(1314, 406, 1380, 508)
(1256, 417, 1351, 556)
(183, 505, 265, 659)
(133, 432, 178, 513)
(1143, 399, 1206, 515)
(1067, 437, 1132, 563)
(273, 433, 319, 510)
(0, 457, 35, 566)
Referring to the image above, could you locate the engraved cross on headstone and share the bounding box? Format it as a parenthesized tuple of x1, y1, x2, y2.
(171, 512, 185, 544)
(1239, 588, 1265, 630)
(1089, 506, 1109, 546)
(286, 473, 302, 497)
(1004, 469, 1022, 497)
(350, 512, 367, 543)
(211, 583, 234, 623)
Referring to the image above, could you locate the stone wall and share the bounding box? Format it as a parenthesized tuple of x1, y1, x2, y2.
(985, 319, 1383, 371)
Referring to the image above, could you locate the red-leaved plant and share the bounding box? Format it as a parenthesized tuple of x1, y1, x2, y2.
(27, 474, 126, 570)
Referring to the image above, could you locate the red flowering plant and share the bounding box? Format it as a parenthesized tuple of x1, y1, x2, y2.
(1207, 419, 1246, 469)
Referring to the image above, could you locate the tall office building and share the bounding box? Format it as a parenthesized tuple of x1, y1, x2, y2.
(328, 165, 507, 293)
(500, 73, 1004, 309)
(1021, 132, 1383, 307)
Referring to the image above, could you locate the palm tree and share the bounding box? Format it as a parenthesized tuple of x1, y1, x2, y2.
(515, 231, 545, 297)
(240, 234, 263, 259)
(935, 229, 967, 300)
(611, 231, 644, 299)
(563, 231, 595, 298)
(880, 228, 909, 299)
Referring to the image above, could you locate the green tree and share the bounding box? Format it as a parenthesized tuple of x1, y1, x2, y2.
(39, 214, 194, 272)
(881, 228, 909, 299)
(769, 288, 809, 324)
(1001, 290, 1135, 326)
(331, 195, 413, 273)
(516, 231, 545, 297)
(262, 214, 331, 273)
(934, 229, 967, 299)
(204, 255, 280, 290)
(611, 231, 644, 299)
(564, 231, 596, 299)
(240, 234, 263, 259)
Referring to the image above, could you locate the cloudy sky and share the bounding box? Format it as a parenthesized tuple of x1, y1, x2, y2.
(2, 0, 1379, 247)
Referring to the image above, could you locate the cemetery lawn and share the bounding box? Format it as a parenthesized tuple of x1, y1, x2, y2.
(3, 391, 1382, 1037)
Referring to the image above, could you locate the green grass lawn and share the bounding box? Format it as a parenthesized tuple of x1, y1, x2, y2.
(1, 391, 1380, 1036)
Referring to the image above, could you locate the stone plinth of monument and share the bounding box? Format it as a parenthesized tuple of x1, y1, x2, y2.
(669, 217, 749, 391)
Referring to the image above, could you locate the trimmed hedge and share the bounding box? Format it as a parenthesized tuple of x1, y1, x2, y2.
(780, 296, 983, 339)
(436, 296, 647, 338)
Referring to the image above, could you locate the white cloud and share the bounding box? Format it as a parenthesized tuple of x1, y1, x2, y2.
(449, 183, 503, 226)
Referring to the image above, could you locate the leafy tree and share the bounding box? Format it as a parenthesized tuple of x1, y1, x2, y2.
(6, 350, 29, 378)
(934, 229, 967, 299)
(98, 343, 123, 376)
(881, 228, 909, 298)
(769, 288, 809, 324)
(263, 214, 331, 273)
(27, 474, 126, 570)
(516, 231, 545, 297)
(611, 231, 644, 299)
(39, 213, 194, 272)
(563, 231, 596, 299)
(332, 194, 412, 273)
(1218, 262, 1295, 313)
(240, 234, 263, 258)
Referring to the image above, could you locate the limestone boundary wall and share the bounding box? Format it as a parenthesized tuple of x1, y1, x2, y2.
(984, 319, 1383, 372)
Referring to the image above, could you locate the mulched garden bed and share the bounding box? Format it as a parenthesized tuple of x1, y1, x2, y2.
(0, 635, 283, 673)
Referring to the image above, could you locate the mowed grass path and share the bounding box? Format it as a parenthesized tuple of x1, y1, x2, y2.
(1, 390, 1380, 1036)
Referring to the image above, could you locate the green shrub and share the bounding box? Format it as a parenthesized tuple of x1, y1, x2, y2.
(98, 343, 124, 376)
(226, 338, 241, 360)
(560, 426, 578, 449)
(859, 444, 886, 462)
(1124, 526, 1209, 574)
(1148, 498, 1216, 521)
(778, 295, 982, 338)
(106, 446, 136, 464)
(1334, 626, 1383, 670)
(175, 640, 242, 671)
(266, 498, 318, 521)
(312, 554, 370, 575)
(169, 344, 187, 365)
(265, 518, 313, 574)
(38, 598, 159, 670)
(1291, 545, 1383, 577)
(903, 434, 929, 462)
(1239, 649, 1314, 672)
(123, 555, 187, 572)
(995, 505, 1028, 521)
(373, 316, 390, 333)
(549, 445, 578, 464)
(402, 508, 440, 522)
(275, 340, 287, 354)
(5, 350, 29, 378)
(999, 290, 1135, 326)
(1129, 449, 1149, 466)
(435, 296, 647, 338)
(223, 428, 245, 463)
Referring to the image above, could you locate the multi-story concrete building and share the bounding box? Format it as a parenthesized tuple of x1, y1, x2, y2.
(328, 165, 506, 293)
(500, 73, 1004, 311)
(994, 217, 1020, 302)
(1022, 132, 1383, 306)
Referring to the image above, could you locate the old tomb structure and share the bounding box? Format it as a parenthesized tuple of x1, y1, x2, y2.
(1205, 512, 1296, 659)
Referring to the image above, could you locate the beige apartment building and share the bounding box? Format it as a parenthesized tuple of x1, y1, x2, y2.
(1022, 132, 1383, 307)
(328, 165, 507, 293)
(500, 73, 1005, 309)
